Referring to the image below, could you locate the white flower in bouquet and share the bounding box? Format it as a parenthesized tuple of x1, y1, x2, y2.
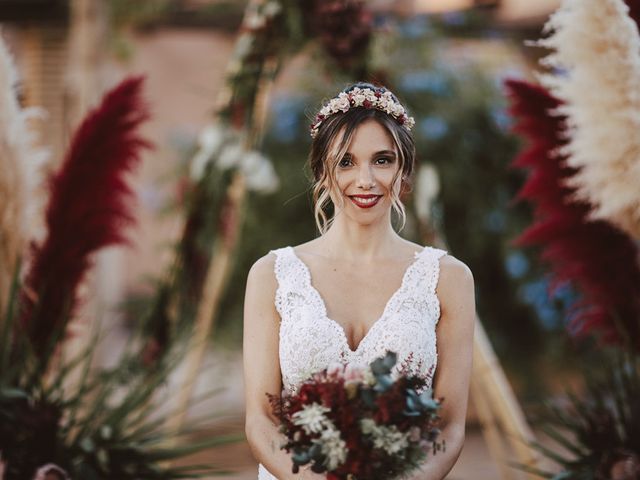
(360, 418, 410, 456)
(343, 362, 366, 385)
(291, 402, 331, 435)
(361, 365, 377, 386)
(327, 361, 344, 377)
(360, 417, 377, 435)
(376, 429, 409, 455)
(314, 425, 348, 470)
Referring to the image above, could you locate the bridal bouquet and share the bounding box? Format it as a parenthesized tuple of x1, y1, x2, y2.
(268, 351, 444, 480)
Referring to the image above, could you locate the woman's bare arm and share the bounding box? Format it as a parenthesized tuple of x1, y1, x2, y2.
(409, 255, 476, 480)
(243, 253, 325, 480)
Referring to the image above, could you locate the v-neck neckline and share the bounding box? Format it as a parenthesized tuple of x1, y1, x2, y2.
(287, 245, 430, 355)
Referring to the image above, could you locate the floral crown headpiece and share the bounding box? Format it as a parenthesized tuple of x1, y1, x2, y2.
(310, 86, 416, 139)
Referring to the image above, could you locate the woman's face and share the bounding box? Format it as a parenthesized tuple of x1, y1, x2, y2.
(326, 119, 401, 225)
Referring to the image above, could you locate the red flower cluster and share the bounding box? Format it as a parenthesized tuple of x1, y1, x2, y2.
(268, 352, 443, 480)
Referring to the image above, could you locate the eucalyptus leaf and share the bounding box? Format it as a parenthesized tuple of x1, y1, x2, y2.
(360, 388, 375, 407)
(80, 437, 96, 453)
(292, 449, 310, 465)
(373, 374, 394, 392)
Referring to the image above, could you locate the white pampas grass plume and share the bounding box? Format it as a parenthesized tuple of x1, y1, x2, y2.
(414, 163, 440, 224)
(537, 0, 640, 239)
(0, 31, 48, 312)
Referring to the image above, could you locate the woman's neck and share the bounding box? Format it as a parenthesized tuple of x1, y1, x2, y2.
(318, 214, 403, 261)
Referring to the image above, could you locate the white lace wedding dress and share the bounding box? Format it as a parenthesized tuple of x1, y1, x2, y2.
(257, 245, 448, 480)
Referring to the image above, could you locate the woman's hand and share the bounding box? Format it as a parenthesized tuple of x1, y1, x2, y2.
(298, 468, 327, 479)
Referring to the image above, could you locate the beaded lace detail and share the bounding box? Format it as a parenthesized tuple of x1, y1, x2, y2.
(257, 244, 447, 480)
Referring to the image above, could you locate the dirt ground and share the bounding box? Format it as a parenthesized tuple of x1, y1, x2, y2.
(174, 351, 546, 479)
(182, 416, 529, 480)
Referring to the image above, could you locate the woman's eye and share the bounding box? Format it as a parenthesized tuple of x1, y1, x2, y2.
(375, 157, 392, 165)
(338, 158, 352, 167)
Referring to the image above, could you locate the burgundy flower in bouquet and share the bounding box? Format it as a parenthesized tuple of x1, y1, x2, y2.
(268, 351, 444, 480)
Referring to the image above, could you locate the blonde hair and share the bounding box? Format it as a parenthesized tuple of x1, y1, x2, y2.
(308, 86, 416, 235)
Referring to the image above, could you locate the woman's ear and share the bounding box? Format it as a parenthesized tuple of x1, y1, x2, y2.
(399, 174, 412, 198)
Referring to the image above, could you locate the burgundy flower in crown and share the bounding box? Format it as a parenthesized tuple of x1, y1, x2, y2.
(310, 87, 416, 138)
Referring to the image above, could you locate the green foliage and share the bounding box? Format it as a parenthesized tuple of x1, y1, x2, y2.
(520, 349, 640, 479)
(0, 259, 236, 478)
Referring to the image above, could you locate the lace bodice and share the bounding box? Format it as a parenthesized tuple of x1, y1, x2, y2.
(257, 244, 447, 479)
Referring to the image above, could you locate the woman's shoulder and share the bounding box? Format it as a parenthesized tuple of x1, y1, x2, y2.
(414, 242, 472, 288)
(247, 243, 301, 283)
(435, 250, 473, 287)
(433, 251, 475, 313)
(247, 249, 280, 288)
(436, 250, 470, 272)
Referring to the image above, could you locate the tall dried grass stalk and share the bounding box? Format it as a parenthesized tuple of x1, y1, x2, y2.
(537, 0, 640, 239)
(0, 31, 47, 314)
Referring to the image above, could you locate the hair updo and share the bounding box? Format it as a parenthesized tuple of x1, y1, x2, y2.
(307, 82, 416, 235)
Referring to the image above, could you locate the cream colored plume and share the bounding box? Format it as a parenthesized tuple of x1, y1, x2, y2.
(537, 0, 640, 239)
(414, 163, 440, 224)
(0, 31, 48, 313)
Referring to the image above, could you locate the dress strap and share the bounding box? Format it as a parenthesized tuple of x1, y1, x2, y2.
(269, 246, 310, 321)
(425, 246, 447, 324)
(269, 246, 292, 289)
(269, 246, 310, 290)
(409, 246, 448, 324)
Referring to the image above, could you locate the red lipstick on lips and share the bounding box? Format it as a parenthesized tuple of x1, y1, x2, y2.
(349, 194, 382, 209)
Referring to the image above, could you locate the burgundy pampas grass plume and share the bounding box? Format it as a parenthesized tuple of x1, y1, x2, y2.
(20, 75, 151, 361)
(505, 79, 640, 351)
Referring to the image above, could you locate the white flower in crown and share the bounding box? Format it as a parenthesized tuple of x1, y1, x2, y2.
(353, 93, 366, 106)
(336, 97, 350, 112)
(377, 96, 390, 111)
(310, 87, 415, 138)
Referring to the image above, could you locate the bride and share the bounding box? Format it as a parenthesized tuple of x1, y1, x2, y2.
(243, 83, 475, 480)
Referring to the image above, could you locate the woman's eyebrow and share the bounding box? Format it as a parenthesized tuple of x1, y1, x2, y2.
(375, 150, 396, 156)
(344, 150, 397, 157)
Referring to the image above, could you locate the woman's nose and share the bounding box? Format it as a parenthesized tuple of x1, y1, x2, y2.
(357, 164, 375, 188)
